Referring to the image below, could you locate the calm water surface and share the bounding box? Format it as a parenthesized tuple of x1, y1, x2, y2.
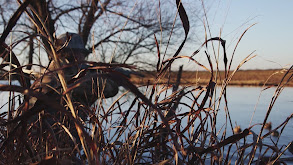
(116, 86, 293, 161)
(1, 83, 292, 142)
(223, 87, 292, 141)
(209, 86, 293, 162)
(1, 82, 292, 162)
(172, 86, 293, 163)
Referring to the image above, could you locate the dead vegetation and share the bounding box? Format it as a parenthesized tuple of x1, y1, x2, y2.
(131, 69, 293, 87)
(0, 0, 292, 164)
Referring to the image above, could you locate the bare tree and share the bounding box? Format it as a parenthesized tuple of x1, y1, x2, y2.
(0, 0, 190, 70)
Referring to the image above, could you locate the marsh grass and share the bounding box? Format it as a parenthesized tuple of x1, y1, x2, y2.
(131, 69, 293, 87)
(0, 0, 293, 164)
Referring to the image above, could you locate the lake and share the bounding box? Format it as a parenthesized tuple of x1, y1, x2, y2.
(204, 86, 293, 163)
(0, 81, 292, 163)
(222, 86, 292, 142)
(114, 85, 293, 163)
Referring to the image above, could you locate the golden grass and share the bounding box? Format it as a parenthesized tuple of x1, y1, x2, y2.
(1, 1, 293, 164)
(131, 69, 293, 87)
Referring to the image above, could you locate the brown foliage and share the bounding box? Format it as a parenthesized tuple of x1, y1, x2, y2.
(0, 0, 292, 164)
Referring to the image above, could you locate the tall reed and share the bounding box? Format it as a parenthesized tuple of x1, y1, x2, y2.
(0, 0, 292, 164)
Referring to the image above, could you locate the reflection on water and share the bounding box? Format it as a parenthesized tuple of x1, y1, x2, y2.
(223, 87, 292, 144)
(205, 86, 293, 162)
(113, 85, 293, 161)
(0, 81, 22, 112)
(1, 81, 292, 162)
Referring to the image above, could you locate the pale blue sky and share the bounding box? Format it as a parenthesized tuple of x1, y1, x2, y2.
(181, 0, 293, 70)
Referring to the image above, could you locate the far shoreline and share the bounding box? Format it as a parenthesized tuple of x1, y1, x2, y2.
(1, 69, 292, 87)
(130, 69, 293, 87)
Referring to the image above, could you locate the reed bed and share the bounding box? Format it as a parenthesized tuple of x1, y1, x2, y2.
(131, 69, 293, 87)
(0, 0, 293, 164)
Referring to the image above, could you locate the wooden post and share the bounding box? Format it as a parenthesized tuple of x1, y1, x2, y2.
(173, 65, 183, 92)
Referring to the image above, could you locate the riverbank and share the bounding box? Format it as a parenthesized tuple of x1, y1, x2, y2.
(1, 69, 292, 87)
(130, 69, 293, 87)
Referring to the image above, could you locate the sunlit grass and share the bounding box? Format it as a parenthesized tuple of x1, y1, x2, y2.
(0, 1, 292, 164)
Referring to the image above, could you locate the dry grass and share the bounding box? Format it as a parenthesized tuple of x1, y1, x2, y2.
(131, 69, 293, 87)
(0, 1, 293, 164)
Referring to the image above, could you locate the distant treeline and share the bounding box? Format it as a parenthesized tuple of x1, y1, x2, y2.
(2, 69, 292, 87)
(131, 69, 293, 87)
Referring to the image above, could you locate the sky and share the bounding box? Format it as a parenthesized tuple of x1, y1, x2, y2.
(180, 0, 293, 70)
(2, 0, 292, 71)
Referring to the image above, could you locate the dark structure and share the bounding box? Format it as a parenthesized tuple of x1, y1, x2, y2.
(32, 33, 122, 108)
(28, 33, 137, 146)
(21, 33, 147, 161)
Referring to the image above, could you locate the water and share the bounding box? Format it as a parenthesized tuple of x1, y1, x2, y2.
(153, 86, 293, 163)
(224, 86, 292, 143)
(1, 81, 292, 163)
(209, 86, 293, 163)
(109, 85, 293, 163)
(0, 81, 22, 112)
